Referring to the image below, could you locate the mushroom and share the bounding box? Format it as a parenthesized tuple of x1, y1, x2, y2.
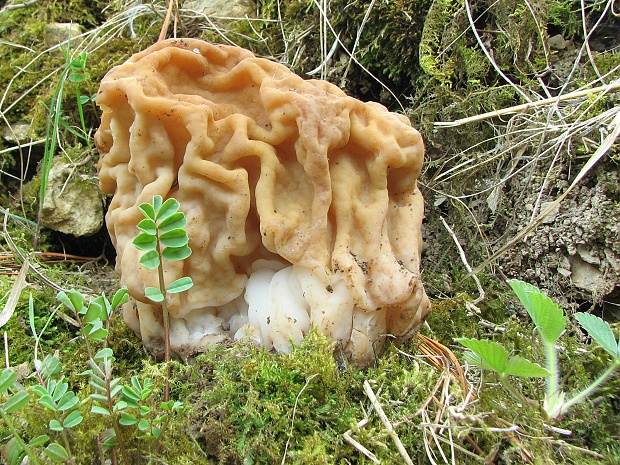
(95, 38, 431, 366)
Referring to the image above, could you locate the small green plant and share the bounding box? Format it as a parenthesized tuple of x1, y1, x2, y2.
(0, 283, 186, 464)
(35, 43, 95, 250)
(133, 194, 193, 401)
(457, 279, 620, 420)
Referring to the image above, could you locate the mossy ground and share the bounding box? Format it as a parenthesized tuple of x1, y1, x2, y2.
(1, 1, 619, 464)
(2, 265, 619, 463)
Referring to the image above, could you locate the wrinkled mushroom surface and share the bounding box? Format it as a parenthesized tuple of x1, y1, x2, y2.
(95, 38, 430, 365)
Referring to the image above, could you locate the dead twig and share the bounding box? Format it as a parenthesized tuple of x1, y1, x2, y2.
(363, 380, 414, 465)
(435, 80, 620, 127)
(440, 216, 485, 307)
(343, 418, 380, 464)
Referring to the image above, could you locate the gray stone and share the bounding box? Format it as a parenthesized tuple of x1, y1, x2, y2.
(183, 0, 253, 18)
(568, 254, 608, 296)
(2, 122, 31, 143)
(41, 161, 104, 237)
(549, 34, 570, 50)
(44, 23, 82, 50)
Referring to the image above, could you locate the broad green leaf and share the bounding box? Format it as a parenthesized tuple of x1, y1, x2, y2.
(138, 201, 156, 220)
(456, 338, 508, 374)
(167, 277, 194, 294)
(88, 328, 109, 342)
(57, 289, 84, 313)
(63, 410, 83, 428)
(90, 393, 109, 404)
(121, 385, 140, 402)
(152, 427, 162, 438)
(83, 300, 103, 323)
(95, 347, 114, 362)
(160, 228, 189, 248)
(140, 250, 161, 270)
(28, 435, 50, 447)
(505, 355, 550, 377)
(120, 412, 138, 425)
(161, 400, 184, 411)
(68, 72, 86, 83)
(49, 419, 63, 431)
(131, 376, 143, 392)
(110, 382, 123, 399)
(51, 380, 67, 401)
(3, 437, 25, 465)
(3, 390, 29, 413)
(145, 287, 165, 302)
(156, 197, 180, 221)
(575, 313, 619, 358)
(137, 218, 157, 235)
(91, 405, 111, 416)
(41, 355, 62, 380)
(153, 414, 168, 424)
(0, 368, 17, 392)
(78, 94, 91, 105)
(508, 279, 566, 344)
(162, 245, 192, 261)
(133, 232, 157, 251)
(44, 442, 69, 462)
(36, 393, 56, 411)
(138, 418, 150, 431)
(112, 286, 129, 309)
(159, 212, 186, 232)
(57, 392, 79, 411)
(140, 405, 151, 416)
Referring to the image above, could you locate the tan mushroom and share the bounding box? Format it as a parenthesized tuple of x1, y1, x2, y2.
(95, 38, 431, 366)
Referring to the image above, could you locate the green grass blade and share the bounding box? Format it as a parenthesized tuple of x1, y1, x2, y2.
(43, 442, 69, 462)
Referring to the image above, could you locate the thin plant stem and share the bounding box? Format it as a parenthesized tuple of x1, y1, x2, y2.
(499, 375, 537, 409)
(74, 82, 91, 150)
(106, 374, 131, 464)
(155, 231, 171, 403)
(543, 340, 563, 418)
(560, 359, 620, 416)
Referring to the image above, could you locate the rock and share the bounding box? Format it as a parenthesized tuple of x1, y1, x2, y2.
(549, 34, 570, 50)
(44, 23, 82, 50)
(2, 122, 31, 143)
(183, 0, 253, 18)
(41, 161, 104, 237)
(568, 254, 612, 297)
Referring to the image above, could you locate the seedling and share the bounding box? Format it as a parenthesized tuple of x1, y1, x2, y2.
(457, 279, 620, 419)
(35, 44, 95, 250)
(133, 195, 193, 401)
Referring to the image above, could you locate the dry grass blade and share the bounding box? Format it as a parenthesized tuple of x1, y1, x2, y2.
(466, 108, 620, 278)
(415, 333, 472, 397)
(434, 80, 620, 127)
(0, 257, 28, 329)
(363, 380, 414, 465)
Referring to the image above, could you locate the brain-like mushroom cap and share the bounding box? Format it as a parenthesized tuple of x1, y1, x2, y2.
(95, 38, 431, 365)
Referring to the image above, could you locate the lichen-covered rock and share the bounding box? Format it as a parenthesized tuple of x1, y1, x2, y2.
(41, 161, 104, 237)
